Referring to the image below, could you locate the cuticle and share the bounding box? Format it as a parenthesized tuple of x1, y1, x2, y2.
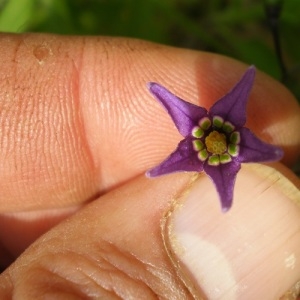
(160, 173, 207, 300)
(280, 279, 300, 299)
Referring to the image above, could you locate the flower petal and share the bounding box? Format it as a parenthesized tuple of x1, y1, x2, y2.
(238, 127, 284, 163)
(148, 83, 208, 137)
(146, 138, 203, 177)
(209, 66, 256, 128)
(204, 160, 241, 212)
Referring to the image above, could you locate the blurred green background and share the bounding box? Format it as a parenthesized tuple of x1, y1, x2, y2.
(0, 0, 299, 100)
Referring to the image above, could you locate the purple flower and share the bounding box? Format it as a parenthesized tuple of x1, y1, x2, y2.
(146, 66, 283, 212)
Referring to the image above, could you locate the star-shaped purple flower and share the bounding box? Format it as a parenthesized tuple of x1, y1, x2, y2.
(146, 66, 283, 212)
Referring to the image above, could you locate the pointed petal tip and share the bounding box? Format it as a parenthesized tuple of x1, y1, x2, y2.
(147, 82, 168, 100)
(147, 82, 155, 90)
(221, 203, 232, 213)
(220, 193, 233, 213)
(244, 65, 256, 81)
(270, 147, 284, 163)
(145, 169, 156, 178)
(276, 147, 284, 160)
(147, 82, 164, 92)
(145, 166, 171, 178)
(243, 65, 256, 84)
(248, 65, 256, 71)
(239, 128, 285, 163)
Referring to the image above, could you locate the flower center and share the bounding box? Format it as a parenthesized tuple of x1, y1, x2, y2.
(205, 131, 227, 154)
(192, 116, 241, 165)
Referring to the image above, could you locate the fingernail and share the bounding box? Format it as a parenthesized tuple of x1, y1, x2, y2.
(164, 164, 300, 299)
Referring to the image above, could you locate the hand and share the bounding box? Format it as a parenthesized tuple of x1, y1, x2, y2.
(0, 33, 300, 299)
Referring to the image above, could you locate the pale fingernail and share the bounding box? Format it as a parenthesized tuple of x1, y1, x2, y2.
(164, 164, 300, 299)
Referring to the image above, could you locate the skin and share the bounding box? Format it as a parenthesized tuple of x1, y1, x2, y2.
(0, 33, 299, 298)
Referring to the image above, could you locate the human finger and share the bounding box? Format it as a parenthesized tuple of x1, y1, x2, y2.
(0, 34, 299, 213)
(0, 164, 299, 299)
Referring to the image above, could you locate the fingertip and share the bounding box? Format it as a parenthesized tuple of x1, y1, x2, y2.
(166, 164, 300, 299)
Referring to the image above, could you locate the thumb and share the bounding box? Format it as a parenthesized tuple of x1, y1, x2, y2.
(0, 165, 300, 299)
(165, 164, 300, 299)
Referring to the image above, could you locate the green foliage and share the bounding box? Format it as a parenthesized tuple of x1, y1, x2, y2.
(0, 0, 299, 100)
(0, 0, 34, 32)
